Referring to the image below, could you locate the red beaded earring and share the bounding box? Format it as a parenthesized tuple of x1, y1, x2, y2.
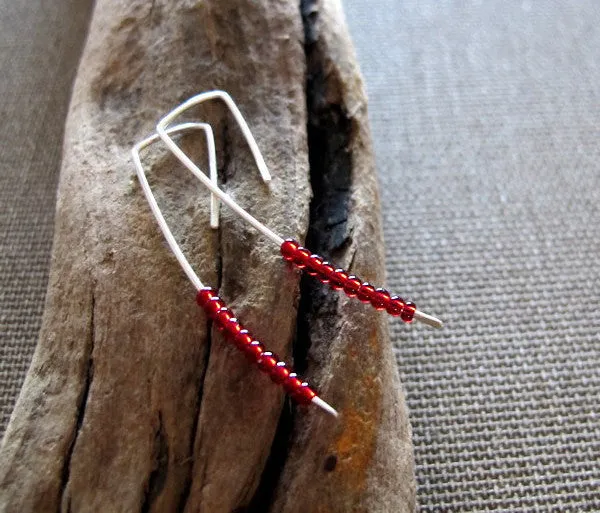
(132, 122, 337, 417)
(133, 90, 443, 417)
(155, 91, 443, 330)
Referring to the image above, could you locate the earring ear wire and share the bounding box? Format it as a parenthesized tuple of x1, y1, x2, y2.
(133, 123, 213, 289)
(154, 91, 443, 329)
(156, 91, 282, 246)
(159, 91, 272, 230)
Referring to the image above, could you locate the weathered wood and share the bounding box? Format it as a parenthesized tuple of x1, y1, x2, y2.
(0, 1, 415, 512)
(269, 2, 416, 512)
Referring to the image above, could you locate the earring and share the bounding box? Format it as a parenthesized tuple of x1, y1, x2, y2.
(155, 91, 443, 330)
(133, 91, 443, 418)
(132, 123, 338, 417)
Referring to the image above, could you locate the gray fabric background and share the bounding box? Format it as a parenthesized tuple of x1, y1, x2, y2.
(344, 1, 600, 511)
(0, 0, 94, 430)
(1, 0, 598, 511)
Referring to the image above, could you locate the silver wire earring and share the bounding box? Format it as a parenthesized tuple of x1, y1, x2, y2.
(132, 90, 443, 417)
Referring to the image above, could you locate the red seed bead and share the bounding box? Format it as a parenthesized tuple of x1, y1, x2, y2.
(257, 351, 278, 372)
(204, 297, 225, 318)
(293, 247, 311, 269)
(319, 262, 335, 284)
(224, 317, 242, 337)
(330, 269, 348, 291)
(356, 282, 376, 303)
(401, 301, 417, 323)
(306, 254, 324, 277)
(270, 362, 291, 384)
(234, 329, 253, 349)
(293, 382, 317, 405)
(283, 373, 304, 395)
(371, 288, 391, 311)
(343, 275, 362, 297)
(387, 295, 405, 317)
(244, 340, 264, 361)
(196, 287, 216, 307)
(280, 239, 299, 262)
(214, 307, 234, 329)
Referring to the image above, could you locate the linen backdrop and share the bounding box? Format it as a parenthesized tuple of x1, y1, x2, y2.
(1, 0, 599, 510)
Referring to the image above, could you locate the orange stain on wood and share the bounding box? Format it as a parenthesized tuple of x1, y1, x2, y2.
(330, 328, 382, 501)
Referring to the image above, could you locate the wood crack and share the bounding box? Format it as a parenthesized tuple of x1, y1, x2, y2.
(176, 128, 225, 511)
(244, 2, 354, 511)
(58, 284, 97, 512)
(245, 402, 294, 513)
(298, 0, 354, 362)
(140, 411, 169, 513)
(176, 329, 212, 513)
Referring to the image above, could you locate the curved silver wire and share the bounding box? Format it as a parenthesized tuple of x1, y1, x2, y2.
(155, 90, 284, 246)
(132, 122, 218, 290)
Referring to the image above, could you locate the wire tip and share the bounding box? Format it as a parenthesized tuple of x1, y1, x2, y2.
(312, 396, 339, 418)
(414, 310, 443, 329)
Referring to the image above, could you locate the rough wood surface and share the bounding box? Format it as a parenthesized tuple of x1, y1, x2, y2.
(0, 1, 415, 512)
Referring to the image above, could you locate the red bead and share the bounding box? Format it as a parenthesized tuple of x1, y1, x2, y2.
(224, 317, 242, 337)
(387, 296, 405, 317)
(292, 382, 316, 404)
(401, 301, 417, 323)
(280, 239, 299, 262)
(257, 351, 278, 372)
(204, 297, 225, 318)
(319, 262, 335, 284)
(329, 269, 348, 291)
(214, 307, 233, 329)
(293, 247, 311, 269)
(306, 254, 324, 277)
(196, 287, 216, 307)
(234, 329, 252, 349)
(244, 340, 264, 361)
(356, 282, 376, 303)
(283, 373, 303, 394)
(270, 362, 291, 384)
(343, 275, 362, 297)
(371, 288, 391, 311)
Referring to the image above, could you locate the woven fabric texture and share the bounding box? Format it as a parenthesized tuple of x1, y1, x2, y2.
(344, 1, 600, 511)
(0, 0, 94, 432)
(1, 0, 599, 511)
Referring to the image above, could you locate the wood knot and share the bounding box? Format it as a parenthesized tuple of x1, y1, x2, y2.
(323, 454, 338, 472)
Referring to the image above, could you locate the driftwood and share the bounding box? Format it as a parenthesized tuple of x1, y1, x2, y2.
(0, 1, 415, 512)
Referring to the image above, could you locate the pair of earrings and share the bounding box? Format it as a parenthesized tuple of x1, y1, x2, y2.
(132, 91, 442, 418)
